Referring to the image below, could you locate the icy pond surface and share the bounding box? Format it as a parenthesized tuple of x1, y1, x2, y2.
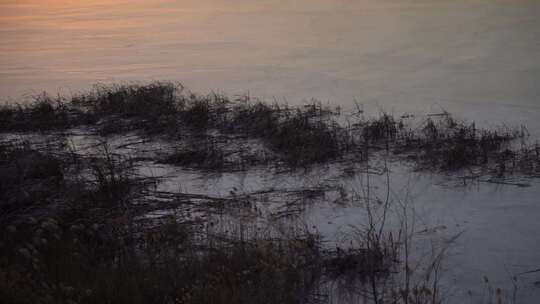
(149, 163, 540, 303)
(141, 152, 540, 303)
(13, 129, 531, 303)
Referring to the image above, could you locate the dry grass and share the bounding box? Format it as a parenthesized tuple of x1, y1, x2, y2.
(1, 82, 537, 175)
(0, 137, 400, 304)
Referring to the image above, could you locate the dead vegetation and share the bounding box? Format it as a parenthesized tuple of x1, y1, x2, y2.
(0, 94, 93, 132)
(1, 82, 538, 175)
(0, 139, 65, 223)
(1, 82, 534, 304)
(0, 137, 406, 304)
(398, 115, 527, 172)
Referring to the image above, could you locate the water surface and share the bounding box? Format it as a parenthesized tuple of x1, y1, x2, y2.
(1, 0, 539, 131)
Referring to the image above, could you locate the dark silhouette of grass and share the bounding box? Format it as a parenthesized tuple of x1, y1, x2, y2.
(0, 140, 64, 222)
(219, 101, 348, 166)
(0, 138, 401, 304)
(2, 82, 536, 304)
(396, 116, 528, 172)
(0, 94, 93, 132)
(73, 82, 178, 117)
(0, 82, 537, 174)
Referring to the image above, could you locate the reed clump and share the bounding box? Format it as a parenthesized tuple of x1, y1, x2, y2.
(1, 82, 538, 175)
(0, 94, 89, 132)
(221, 101, 348, 166)
(72, 82, 181, 136)
(397, 116, 526, 172)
